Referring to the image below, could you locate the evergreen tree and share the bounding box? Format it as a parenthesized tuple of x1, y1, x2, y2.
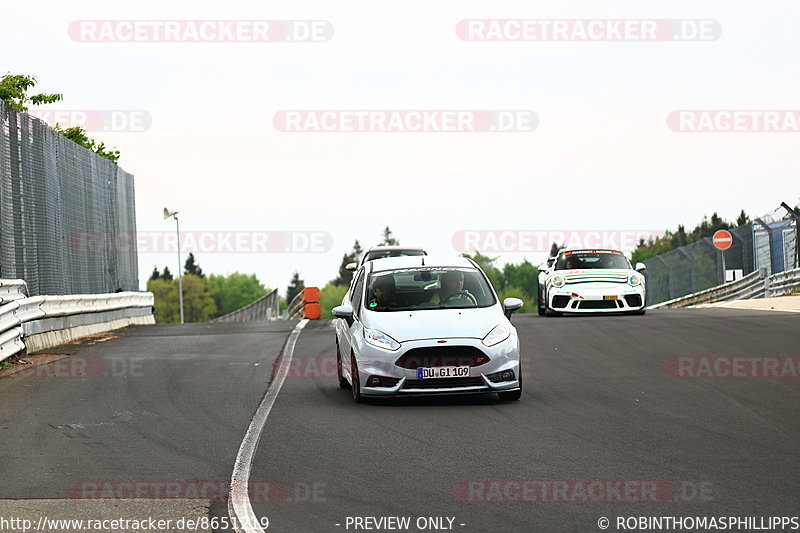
(379, 226, 399, 246)
(286, 271, 305, 304)
(149, 266, 160, 280)
(184, 252, 204, 278)
(332, 240, 363, 286)
(162, 266, 173, 281)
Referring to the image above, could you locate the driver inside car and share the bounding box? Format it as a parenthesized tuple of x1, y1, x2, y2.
(430, 270, 477, 306)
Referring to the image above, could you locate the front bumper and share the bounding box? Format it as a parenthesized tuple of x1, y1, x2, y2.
(354, 336, 521, 397)
(548, 284, 645, 313)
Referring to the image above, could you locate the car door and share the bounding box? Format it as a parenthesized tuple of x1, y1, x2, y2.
(339, 267, 366, 377)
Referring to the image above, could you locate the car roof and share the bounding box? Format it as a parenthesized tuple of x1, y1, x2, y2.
(366, 245, 426, 252)
(560, 249, 625, 255)
(368, 255, 474, 272)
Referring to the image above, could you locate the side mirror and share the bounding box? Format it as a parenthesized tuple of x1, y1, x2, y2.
(503, 297, 524, 319)
(332, 304, 354, 325)
(635, 262, 647, 272)
(345, 262, 357, 271)
(546, 257, 556, 268)
(332, 304, 353, 319)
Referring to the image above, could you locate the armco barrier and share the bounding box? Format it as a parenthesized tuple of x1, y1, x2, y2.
(0, 280, 154, 362)
(212, 289, 279, 322)
(649, 267, 800, 309)
(287, 286, 321, 320)
(0, 279, 29, 304)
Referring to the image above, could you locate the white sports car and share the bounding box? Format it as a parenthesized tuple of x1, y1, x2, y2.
(537, 249, 647, 316)
(332, 256, 524, 402)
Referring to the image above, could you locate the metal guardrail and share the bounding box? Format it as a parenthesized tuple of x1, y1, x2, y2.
(0, 280, 154, 363)
(766, 267, 800, 297)
(212, 289, 279, 322)
(649, 267, 800, 309)
(287, 291, 306, 320)
(0, 279, 29, 304)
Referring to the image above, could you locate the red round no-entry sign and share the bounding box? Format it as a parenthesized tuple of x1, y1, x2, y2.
(713, 229, 733, 251)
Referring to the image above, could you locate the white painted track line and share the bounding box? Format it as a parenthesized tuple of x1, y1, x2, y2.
(228, 319, 308, 533)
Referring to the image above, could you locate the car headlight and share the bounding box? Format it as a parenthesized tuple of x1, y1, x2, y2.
(483, 324, 511, 347)
(551, 275, 565, 288)
(628, 274, 642, 287)
(363, 328, 401, 351)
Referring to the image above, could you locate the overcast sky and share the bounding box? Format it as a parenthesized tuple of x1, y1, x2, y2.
(5, 0, 799, 292)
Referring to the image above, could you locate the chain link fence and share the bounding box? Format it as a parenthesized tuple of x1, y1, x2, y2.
(0, 101, 138, 295)
(644, 208, 799, 305)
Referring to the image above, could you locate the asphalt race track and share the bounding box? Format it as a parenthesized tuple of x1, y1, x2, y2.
(1, 310, 799, 533)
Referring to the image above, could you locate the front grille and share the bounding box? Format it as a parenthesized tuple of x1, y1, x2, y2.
(624, 294, 643, 307)
(552, 295, 571, 308)
(402, 377, 486, 389)
(579, 300, 619, 309)
(395, 346, 489, 369)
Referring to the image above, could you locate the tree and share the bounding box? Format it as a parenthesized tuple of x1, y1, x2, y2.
(332, 239, 363, 286)
(461, 251, 502, 290)
(208, 272, 268, 317)
(736, 210, 750, 226)
(149, 266, 160, 280)
(379, 226, 399, 246)
(0, 74, 62, 111)
(53, 124, 120, 164)
(147, 278, 179, 323)
(286, 271, 305, 304)
(181, 274, 217, 322)
(501, 260, 539, 296)
(549, 242, 563, 258)
(161, 266, 173, 281)
(184, 252, 204, 278)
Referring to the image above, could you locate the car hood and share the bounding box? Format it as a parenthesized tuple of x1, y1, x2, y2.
(552, 269, 634, 284)
(361, 306, 504, 342)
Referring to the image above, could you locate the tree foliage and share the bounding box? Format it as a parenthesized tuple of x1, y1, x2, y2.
(460, 252, 539, 313)
(379, 226, 399, 246)
(320, 284, 350, 318)
(53, 124, 120, 164)
(209, 272, 268, 317)
(183, 252, 204, 278)
(332, 240, 363, 286)
(149, 266, 160, 281)
(286, 271, 305, 304)
(631, 210, 748, 264)
(0, 73, 62, 111)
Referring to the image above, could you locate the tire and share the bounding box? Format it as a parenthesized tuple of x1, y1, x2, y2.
(537, 285, 546, 316)
(336, 340, 349, 389)
(351, 354, 364, 403)
(498, 367, 523, 401)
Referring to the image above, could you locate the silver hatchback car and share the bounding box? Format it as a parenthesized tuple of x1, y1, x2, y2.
(332, 256, 524, 402)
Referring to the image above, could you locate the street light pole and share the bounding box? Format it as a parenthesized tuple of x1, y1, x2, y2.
(164, 207, 184, 324)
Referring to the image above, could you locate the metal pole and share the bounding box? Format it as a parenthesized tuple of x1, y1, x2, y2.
(176, 215, 184, 324)
(721, 249, 727, 283)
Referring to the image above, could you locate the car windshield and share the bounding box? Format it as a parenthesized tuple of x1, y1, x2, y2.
(363, 249, 426, 262)
(364, 267, 496, 311)
(555, 251, 631, 270)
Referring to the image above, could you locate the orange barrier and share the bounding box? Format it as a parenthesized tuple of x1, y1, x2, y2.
(304, 302, 321, 320)
(303, 286, 320, 304)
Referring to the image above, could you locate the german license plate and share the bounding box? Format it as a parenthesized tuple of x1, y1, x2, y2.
(604, 295, 619, 300)
(417, 366, 470, 379)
